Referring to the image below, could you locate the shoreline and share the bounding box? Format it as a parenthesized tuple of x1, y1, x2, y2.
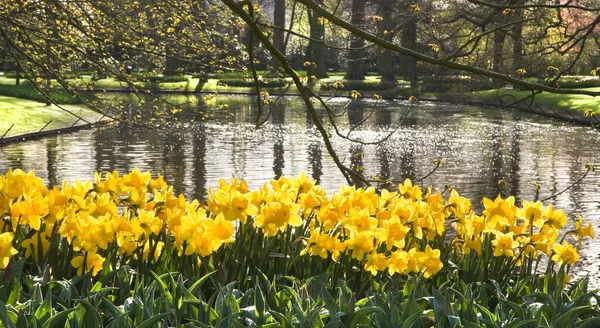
(1, 90, 598, 147)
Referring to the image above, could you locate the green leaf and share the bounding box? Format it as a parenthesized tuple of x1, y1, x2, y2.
(255, 285, 266, 317)
(41, 308, 77, 328)
(269, 310, 290, 328)
(402, 293, 421, 322)
(511, 319, 541, 328)
(74, 299, 101, 328)
(16, 313, 29, 328)
(348, 307, 385, 327)
(552, 306, 599, 328)
(0, 301, 16, 328)
(432, 288, 451, 327)
(188, 270, 217, 296)
(136, 313, 171, 328)
(36, 288, 54, 322)
(577, 317, 600, 328)
(401, 311, 426, 328)
(499, 298, 525, 321)
(320, 284, 340, 315)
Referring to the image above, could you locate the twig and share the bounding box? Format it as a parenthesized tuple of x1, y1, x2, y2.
(0, 123, 14, 142)
(36, 120, 52, 137)
(540, 164, 595, 202)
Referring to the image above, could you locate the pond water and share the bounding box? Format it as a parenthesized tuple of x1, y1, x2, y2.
(1, 95, 599, 284)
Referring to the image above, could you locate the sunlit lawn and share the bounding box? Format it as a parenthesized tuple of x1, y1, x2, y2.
(0, 96, 104, 137)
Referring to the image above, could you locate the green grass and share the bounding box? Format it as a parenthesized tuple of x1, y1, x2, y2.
(0, 96, 105, 138)
(476, 88, 600, 114)
(1, 73, 599, 116)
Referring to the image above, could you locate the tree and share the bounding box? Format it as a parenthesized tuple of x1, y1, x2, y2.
(344, 0, 367, 80)
(3, 0, 600, 186)
(306, 8, 329, 78)
(375, 0, 397, 87)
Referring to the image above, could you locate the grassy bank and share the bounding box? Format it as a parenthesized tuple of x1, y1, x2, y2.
(476, 88, 600, 114)
(0, 96, 105, 138)
(1, 74, 599, 118)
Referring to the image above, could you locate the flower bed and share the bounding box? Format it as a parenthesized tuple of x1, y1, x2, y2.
(0, 169, 596, 326)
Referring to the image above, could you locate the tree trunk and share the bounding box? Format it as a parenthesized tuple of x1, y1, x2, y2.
(512, 9, 523, 72)
(376, 0, 396, 87)
(344, 0, 366, 80)
(272, 0, 286, 70)
(493, 29, 506, 73)
(306, 9, 328, 78)
(399, 18, 418, 87)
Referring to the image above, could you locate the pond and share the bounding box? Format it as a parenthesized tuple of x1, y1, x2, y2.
(1, 95, 599, 284)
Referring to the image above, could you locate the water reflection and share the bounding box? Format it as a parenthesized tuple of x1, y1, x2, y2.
(1, 96, 599, 284)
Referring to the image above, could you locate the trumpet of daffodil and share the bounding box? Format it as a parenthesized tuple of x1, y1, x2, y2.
(22, 228, 52, 260)
(94, 171, 120, 195)
(447, 189, 472, 222)
(531, 231, 553, 255)
(388, 250, 410, 275)
(518, 200, 543, 230)
(376, 215, 409, 250)
(45, 186, 69, 223)
(398, 179, 422, 201)
(150, 186, 186, 213)
(298, 188, 325, 218)
(71, 251, 105, 276)
(208, 188, 257, 223)
(121, 168, 152, 192)
(0, 232, 18, 269)
(416, 245, 443, 278)
(203, 213, 235, 251)
(349, 186, 378, 213)
(365, 252, 389, 275)
(300, 228, 346, 261)
(88, 192, 118, 218)
(254, 198, 303, 237)
(345, 231, 375, 260)
(131, 209, 163, 238)
(492, 231, 518, 257)
(116, 231, 139, 256)
(551, 241, 578, 265)
(316, 204, 344, 233)
(542, 205, 567, 230)
(345, 207, 378, 233)
(10, 194, 48, 230)
(173, 207, 213, 256)
(1, 169, 47, 202)
(142, 240, 164, 262)
(463, 236, 483, 255)
(482, 195, 517, 229)
(126, 188, 149, 209)
(289, 171, 317, 194)
(574, 215, 594, 248)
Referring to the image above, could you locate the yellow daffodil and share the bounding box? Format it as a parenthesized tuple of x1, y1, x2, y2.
(345, 231, 375, 260)
(254, 199, 302, 237)
(574, 215, 594, 248)
(416, 245, 443, 278)
(0, 232, 18, 269)
(551, 241, 578, 265)
(492, 231, 518, 257)
(71, 251, 105, 276)
(364, 252, 389, 275)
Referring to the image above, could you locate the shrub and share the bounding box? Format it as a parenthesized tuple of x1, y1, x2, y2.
(320, 79, 390, 91)
(216, 77, 287, 87)
(420, 75, 498, 92)
(147, 74, 189, 83)
(3, 71, 87, 80)
(0, 84, 84, 104)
